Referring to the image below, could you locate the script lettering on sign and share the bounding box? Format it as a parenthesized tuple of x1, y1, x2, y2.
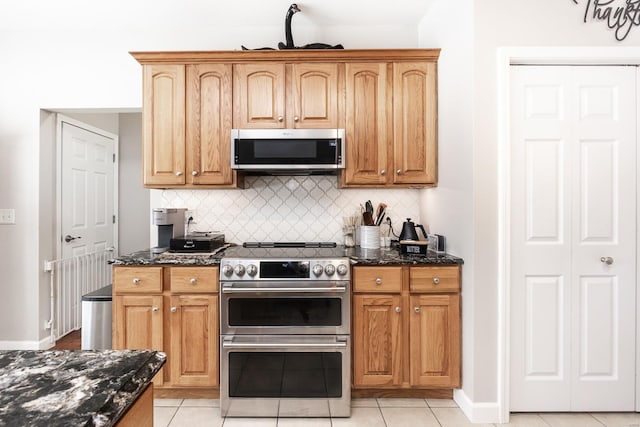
(572, 0, 640, 41)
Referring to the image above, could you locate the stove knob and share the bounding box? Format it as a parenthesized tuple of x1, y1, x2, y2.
(234, 264, 246, 276)
(222, 264, 234, 277)
(312, 264, 324, 277)
(324, 264, 336, 276)
(337, 264, 349, 276)
(246, 264, 258, 277)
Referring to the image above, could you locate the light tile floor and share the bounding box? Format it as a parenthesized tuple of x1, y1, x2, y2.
(154, 398, 640, 426)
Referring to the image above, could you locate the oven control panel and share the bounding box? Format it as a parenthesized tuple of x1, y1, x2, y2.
(220, 258, 350, 281)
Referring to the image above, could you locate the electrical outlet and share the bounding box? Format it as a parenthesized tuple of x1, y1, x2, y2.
(0, 209, 15, 224)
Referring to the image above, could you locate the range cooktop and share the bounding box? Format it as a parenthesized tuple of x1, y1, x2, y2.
(223, 242, 345, 260)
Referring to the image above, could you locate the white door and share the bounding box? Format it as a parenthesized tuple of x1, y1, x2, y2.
(60, 118, 116, 259)
(510, 66, 637, 411)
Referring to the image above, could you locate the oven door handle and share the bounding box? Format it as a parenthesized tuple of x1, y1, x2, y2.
(221, 285, 347, 294)
(222, 341, 348, 349)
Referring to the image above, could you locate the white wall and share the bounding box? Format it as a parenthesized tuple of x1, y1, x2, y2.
(417, 0, 476, 403)
(0, 1, 424, 347)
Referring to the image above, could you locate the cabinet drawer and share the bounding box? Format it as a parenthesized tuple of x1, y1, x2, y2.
(170, 267, 219, 293)
(410, 266, 460, 292)
(113, 267, 163, 293)
(353, 266, 402, 293)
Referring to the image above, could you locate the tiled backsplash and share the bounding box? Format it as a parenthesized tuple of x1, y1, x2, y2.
(161, 176, 422, 244)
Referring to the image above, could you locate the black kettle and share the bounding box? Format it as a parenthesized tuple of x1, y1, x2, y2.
(400, 218, 428, 241)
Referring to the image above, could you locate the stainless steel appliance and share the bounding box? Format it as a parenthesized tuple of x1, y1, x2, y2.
(231, 129, 345, 173)
(219, 242, 351, 417)
(151, 208, 186, 253)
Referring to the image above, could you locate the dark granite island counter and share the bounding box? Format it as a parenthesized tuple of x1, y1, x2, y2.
(0, 349, 165, 426)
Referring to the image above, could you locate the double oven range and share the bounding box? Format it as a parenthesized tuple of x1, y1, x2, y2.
(219, 242, 351, 417)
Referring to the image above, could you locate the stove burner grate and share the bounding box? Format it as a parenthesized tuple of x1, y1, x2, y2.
(243, 242, 337, 248)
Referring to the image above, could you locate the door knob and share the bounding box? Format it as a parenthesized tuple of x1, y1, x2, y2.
(64, 235, 81, 243)
(600, 256, 614, 265)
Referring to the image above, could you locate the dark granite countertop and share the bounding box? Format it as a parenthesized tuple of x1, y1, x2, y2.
(346, 246, 463, 265)
(0, 349, 165, 427)
(112, 244, 462, 267)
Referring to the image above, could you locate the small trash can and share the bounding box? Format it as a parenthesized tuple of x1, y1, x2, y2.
(81, 285, 112, 350)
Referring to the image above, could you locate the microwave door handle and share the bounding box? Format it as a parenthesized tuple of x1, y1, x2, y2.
(221, 284, 347, 294)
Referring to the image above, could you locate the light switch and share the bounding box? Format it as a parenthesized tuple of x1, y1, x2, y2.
(0, 209, 15, 224)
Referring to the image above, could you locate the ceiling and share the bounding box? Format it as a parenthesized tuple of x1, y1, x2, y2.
(1, 0, 437, 30)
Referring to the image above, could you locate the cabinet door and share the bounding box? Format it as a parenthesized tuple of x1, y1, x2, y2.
(234, 63, 285, 128)
(393, 62, 437, 185)
(113, 295, 163, 350)
(291, 63, 339, 128)
(143, 64, 186, 186)
(169, 294, 218, 387)
(353, 294, 402, 387)
(343, 63, 389, 185)
(186, 64, 234, 185)
(409, 294, 460, 387)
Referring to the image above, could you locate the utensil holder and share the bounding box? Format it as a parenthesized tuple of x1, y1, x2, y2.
(343, 226, 355, 248)
(360, 225, 380, 249)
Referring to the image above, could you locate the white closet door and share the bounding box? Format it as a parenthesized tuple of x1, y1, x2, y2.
(510, 66, 636, 411)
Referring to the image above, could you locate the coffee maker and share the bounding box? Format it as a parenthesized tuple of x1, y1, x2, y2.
(152, 208, 186, 253)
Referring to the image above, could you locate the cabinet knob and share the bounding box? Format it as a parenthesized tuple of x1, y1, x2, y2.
(190, 278, 197, 285)
(192, 170, 198, 176)
(152, 307, 159, 313)
(395, 306, 401, 313)
(171, 307, 177, 313)
(375, 277, 382, 285)
(176, 171, 183, 176)
(132, 278, 140, 285)
(396, 169, 402, 175)
(294, 116, 299, 122)
(278, 116, 284, 122)
(414, 306, 421, 313)
(380, 169, 386, 176)
(433, 277, 440, 284)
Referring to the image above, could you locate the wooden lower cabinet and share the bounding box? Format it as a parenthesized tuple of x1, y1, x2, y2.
(352, 265, 461, 390)
(169, 294, 218, 387)
(113, 265, 219, 392)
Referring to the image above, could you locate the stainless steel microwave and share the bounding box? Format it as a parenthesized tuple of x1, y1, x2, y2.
(231, 129, 345, 172)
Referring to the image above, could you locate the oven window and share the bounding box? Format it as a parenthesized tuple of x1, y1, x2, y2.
(228, 352, 342, 398)
(228, 297, 341, 326)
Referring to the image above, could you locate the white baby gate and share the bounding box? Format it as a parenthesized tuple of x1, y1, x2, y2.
(44, 248, 115, 344)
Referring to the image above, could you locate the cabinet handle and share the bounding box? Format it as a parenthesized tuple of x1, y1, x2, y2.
(152, 307, 159, 312)
(380, 169, 386, 176)
(294, 116, 299, 122)
(396, 169, 402, 175)
(132, 278, 140, 285)
(375, 277, 382, 285)
(395, 306, 401, 313)
(176, 171, 183, 176)
(414, 306, 420, 313)
(192, 170, 198, 176)
(190, 278, 197, 285)
(171, 307, 177, 313)
(277, 116, 284, 122)
(433, 277, 440, 285)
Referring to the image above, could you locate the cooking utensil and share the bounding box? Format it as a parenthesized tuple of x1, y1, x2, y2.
(362, 211, 375, 226)
(374, 203, 387, 226)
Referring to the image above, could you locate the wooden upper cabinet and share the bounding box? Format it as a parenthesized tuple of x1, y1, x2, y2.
(290, 63, 339, 128)
(343, 63, 389, 186)
(393, 62, 438, 185)
(186, 64, 235, 185)
(143, 64, 186, 186)
(233, 62, 339, 129)
(233, 63, 285, 128)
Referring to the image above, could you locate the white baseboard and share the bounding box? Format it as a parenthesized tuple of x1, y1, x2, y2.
(454, 389, 503, 424)
(0, 336, 54, 350)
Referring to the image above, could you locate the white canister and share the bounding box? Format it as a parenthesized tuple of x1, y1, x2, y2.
(360, 225, 380, 249)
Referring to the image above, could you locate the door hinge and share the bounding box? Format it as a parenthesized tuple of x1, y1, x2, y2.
(113, 215, 116, 224)
(113, 153, 116, 162)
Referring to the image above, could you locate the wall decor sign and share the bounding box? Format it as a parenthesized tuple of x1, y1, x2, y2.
(572, 0, 640, 41)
